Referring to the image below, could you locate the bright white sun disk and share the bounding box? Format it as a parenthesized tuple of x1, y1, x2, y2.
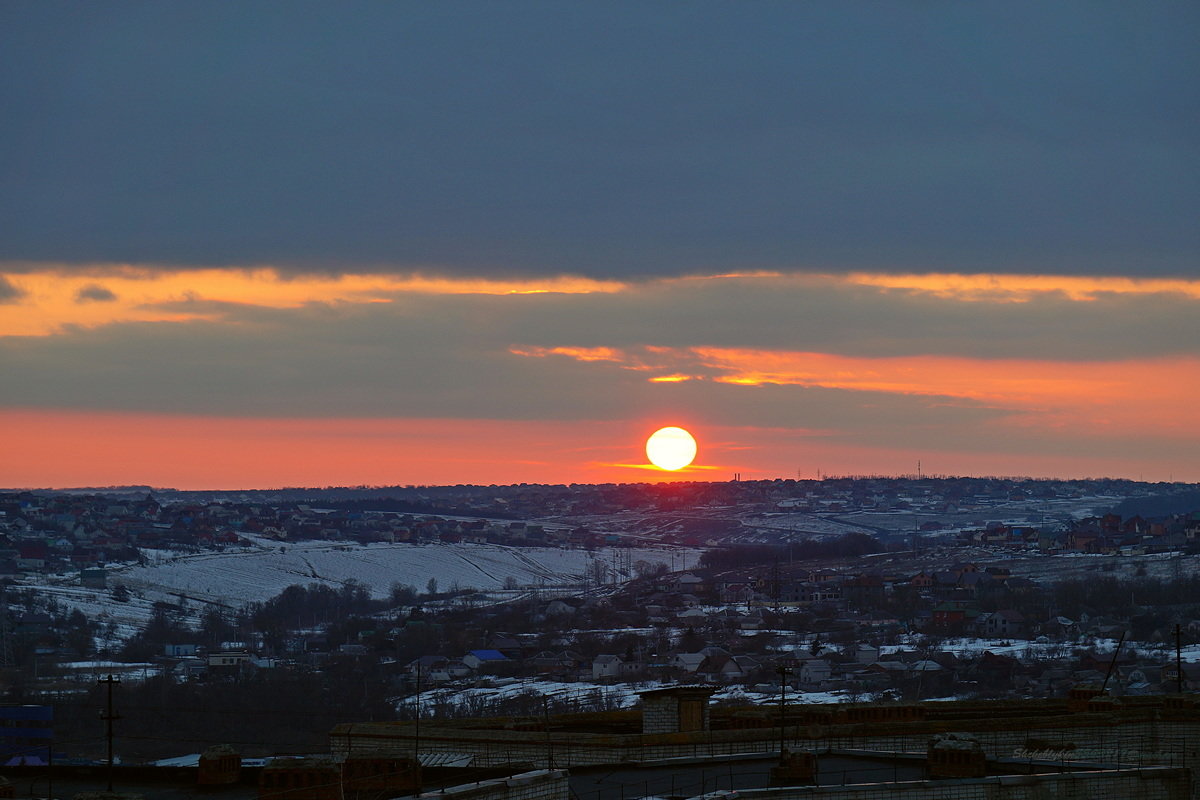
(646, 426, 698, 471)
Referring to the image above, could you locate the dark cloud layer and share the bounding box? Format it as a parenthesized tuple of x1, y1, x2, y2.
(1, 2, 1196, 277)
(74, 283, 118, 303)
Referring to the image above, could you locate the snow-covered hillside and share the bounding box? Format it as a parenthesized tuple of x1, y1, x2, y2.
(24, 541, 700, 638)
(113, 539, 699, 604)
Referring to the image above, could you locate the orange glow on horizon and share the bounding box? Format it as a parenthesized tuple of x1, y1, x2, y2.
(0, 410, 751, 489)
(607, 463, 723, 472)
(0, 411, 650, 489)
(1, 409, 1190, 489)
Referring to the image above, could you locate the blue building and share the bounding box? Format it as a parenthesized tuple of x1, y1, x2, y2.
(0, 705, 52, 765)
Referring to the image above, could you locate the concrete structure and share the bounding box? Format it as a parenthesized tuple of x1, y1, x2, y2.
(694, 767, 1191, 800)
(770, 750, 817, 786)
(257, 755, 421, 800)
(197, 743, 240, 785)
(640, 686, 716, 734)
(927, 733, 985, 779)
(416, 769, 566, 800)
(342, 756, 422, 799)
(259, 757, 341, 799)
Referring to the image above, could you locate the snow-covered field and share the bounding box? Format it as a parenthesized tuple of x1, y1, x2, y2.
(110, 539, 700, 604)
(31, 582, 163, 643)
(22, 541, 701, 637)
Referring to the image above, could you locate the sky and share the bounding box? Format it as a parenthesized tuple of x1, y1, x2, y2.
(1, 1, 1197, 489)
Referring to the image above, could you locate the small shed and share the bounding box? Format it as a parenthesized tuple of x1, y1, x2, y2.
(198, 743, 240, 786)
(639, 686, 716, 734)
(80, 567, 107, 589)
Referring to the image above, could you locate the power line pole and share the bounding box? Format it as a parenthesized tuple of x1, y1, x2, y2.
(413, 663, 424, 769)
(98, 675, 120, 791)
(1176, 624, 1184, 694)
(776, 665, 789, 763)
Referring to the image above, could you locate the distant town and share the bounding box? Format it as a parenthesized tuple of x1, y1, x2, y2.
(1, 476, 1200, 797)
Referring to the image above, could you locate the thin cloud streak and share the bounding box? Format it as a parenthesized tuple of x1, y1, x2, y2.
(847, 273, 1200, 302)
(0, 267, 625, 336)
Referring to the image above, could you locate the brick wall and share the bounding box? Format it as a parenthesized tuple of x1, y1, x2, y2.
(643, 696, 677, 735)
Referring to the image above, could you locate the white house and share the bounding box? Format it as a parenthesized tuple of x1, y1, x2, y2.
(672, 652, 706, 672)
(855, 644, 880, 665)
(592, 654, 639, 680)
(799, 659, 831, 685)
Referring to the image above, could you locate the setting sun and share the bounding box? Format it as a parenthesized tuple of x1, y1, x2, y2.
(645, 426, 698, 471)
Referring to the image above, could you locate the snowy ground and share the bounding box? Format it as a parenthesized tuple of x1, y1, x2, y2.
(882, 635, 1200, 663)
(833, 494, 1123, 535)
(21, 541, 701, 638)
(394, 632, 1200, 719)
(397, 678, 880, 718)
(110, 539, 701, 604)
(30, 581, 167, 643)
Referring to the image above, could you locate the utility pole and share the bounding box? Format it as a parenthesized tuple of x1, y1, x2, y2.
(772, 560, 781, 614)
(413, 664, 421, 765)
(543, 695, 553, 768)
(776, 665, 788, 763)
(98, 674, 121, 791)
(1176, 624, 1184, 694)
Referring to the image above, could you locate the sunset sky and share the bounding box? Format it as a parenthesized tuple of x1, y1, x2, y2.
(1, 2, 1196, 488)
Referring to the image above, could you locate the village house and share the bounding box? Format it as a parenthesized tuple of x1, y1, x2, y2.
(462, 649, 509, 671)
(974, 609, 1025, 639)
(592, 654, 640, 680)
